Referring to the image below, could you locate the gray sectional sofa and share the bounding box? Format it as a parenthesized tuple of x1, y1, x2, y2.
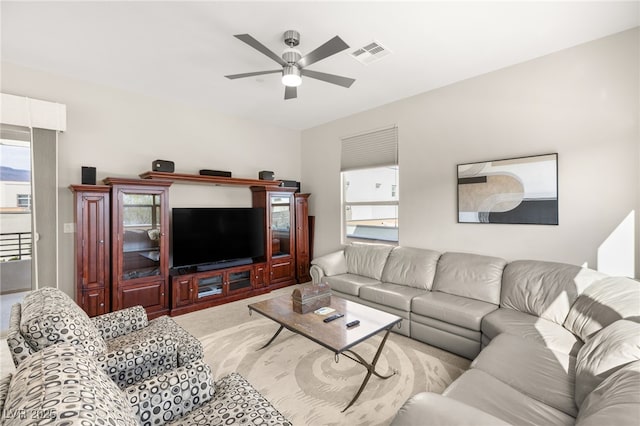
(310, 243, 640, 425)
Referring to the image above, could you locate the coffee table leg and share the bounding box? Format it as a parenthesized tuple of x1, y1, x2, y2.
(340, 326, 396, 412)
(258, 324, 285, 350)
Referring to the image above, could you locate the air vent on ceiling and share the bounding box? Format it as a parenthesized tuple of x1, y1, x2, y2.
(349, 41, 391, 65)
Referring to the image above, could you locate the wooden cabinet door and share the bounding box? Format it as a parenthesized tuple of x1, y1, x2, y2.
(104, 178, 171, 317)
(270, 259, 294, 284)
(253, 263, 268, 288)
(172, 276, 193, 308)
(70, 185, 110, 317)
(82, 289, 106, 317)
(118, 279, 167, 319)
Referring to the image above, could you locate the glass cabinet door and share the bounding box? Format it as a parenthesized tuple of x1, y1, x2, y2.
(270, 195, 291, 258)
(121, 192, 162, 280)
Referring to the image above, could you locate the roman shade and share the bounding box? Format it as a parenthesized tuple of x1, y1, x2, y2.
(341, 126, 398, 171)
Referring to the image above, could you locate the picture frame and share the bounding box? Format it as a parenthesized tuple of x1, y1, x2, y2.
(457, 153, 558, 225)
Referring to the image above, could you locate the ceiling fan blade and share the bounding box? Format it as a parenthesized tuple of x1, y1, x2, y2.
(297, 36, 349, 68)
(225, 70, 281, 80)
(301, 69, 355, 88)
(284, 86, 297, 100)
(234, 34, 287, 67)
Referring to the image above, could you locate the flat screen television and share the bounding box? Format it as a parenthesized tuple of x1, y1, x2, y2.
(172, 207, 265, 269)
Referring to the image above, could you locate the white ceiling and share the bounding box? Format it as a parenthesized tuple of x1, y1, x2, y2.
(2, 1, 638, 130)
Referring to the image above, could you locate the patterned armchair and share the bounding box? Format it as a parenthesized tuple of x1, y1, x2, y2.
(1, 344, 291, 426)
(6, 287, 203, 388)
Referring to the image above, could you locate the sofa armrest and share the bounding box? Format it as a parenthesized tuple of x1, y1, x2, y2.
(310, 250, 348, 283)
(391, 392, 511, 426)
(6, 304, 34, 367)
(91, 305, 149, 340)
(124, 360, 215, 426)
(97, 334, 178, 389)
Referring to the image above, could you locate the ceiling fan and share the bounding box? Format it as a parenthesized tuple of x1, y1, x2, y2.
(225, 30, 356, 100)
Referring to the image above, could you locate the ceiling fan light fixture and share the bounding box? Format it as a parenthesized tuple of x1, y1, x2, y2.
(282, 65, 302, 87)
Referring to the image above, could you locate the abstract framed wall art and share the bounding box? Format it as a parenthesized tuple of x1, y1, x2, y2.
(457, 153, 558, 225)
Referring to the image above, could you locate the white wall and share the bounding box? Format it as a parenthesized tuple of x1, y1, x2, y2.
(1, 62, 301, 296)
(302, 29, 640, 278)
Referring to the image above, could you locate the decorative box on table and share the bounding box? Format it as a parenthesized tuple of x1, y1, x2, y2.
(291, 282, 331, 314)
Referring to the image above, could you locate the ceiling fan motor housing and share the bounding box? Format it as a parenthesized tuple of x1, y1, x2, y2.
(283, 30, 300, 47)
(282, 50, 302, 65)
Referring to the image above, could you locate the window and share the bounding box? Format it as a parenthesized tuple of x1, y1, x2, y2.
(342, 166, 399, 242)
(341, 126, 398, 243)
(16, 194, 31, 209)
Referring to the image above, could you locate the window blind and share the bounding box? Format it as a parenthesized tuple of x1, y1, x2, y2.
(341, 126, 398, 171)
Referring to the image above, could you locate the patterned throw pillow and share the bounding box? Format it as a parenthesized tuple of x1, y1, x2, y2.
(19, 287, 107, 356)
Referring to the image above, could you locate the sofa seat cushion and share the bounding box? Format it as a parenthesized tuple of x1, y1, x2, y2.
(359, 283, 427, 311)
(380, 247, 441, 290)
(575, 320, 640, 407)
(482, 307, 583, 356)
(472, 333, 577, 417)
(169, 372, 292, 425)
(500, 260, 605, 326)
(390, 392, 511, 426)
(564, 276, 640, 342)
(412, 291, 498, 331)
(19, 287, 107, 356)
(3, 343, 138, 426)
(432, 252, 506, 304)
(576, 361, 640, 426)
(344, 243, 394, 280)
(324, 274, 380, 296)
(444, 369, 575, 426)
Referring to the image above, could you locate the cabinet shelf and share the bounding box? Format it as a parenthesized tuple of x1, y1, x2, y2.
(139, 171, 283, 188)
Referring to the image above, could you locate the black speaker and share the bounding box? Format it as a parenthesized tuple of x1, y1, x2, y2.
(152, 159, 175, 173)
(280, 180, 301, 193)
(81, 166, 96, 185)
(259, 170, 274, 180)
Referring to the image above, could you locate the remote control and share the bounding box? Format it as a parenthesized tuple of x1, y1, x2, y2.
(323, 313, 344, 323)
(346, 320, 360, 328)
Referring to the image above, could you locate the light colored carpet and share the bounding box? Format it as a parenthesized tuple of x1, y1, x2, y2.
(199, 318, 468, 426)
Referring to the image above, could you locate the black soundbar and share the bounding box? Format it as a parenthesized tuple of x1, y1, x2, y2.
(199, 169, 232, 178)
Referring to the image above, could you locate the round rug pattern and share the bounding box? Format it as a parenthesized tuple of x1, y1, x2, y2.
(200, 319, 467, 426)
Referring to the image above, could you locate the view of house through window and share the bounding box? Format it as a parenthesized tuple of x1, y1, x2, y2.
(0, 129, 33, 294)
(342, 165, 399, 243)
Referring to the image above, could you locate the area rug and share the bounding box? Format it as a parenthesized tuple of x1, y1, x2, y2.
(200, 318, 468, 426)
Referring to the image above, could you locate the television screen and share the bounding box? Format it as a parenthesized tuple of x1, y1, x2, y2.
(172, 208, 265, 268)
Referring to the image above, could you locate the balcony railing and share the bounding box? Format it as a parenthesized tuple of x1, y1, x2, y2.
(0, 232, 32, 261)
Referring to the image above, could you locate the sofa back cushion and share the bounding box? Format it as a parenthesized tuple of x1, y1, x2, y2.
(500, 260, 605, 326)
(3, 343, 138, 426)
(564, 276, 640, 342)
(575, 320, 640, 407)
(432, 252, 506, 304)
(576, 361, 640, 426)
(381, 247, 441, 290)
(344, 243, 394, 280)
(20, 287, 106, 356)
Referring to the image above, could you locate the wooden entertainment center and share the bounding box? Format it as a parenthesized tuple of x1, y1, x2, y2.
(70, 172, 311, 318)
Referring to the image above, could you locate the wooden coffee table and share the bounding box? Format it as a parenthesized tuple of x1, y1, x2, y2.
(248, 294, 402, 411)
